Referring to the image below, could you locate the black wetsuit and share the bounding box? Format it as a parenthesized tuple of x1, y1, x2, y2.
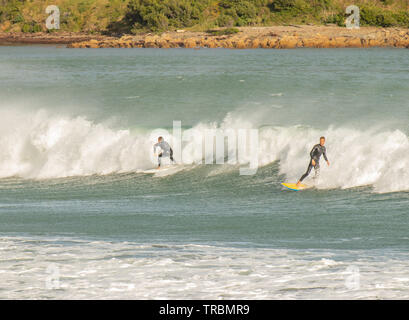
(299, 144, 328, 182)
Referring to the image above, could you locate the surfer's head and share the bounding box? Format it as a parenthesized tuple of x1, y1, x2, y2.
(158, 136, 163, 142)
(320, 136, 326, 146)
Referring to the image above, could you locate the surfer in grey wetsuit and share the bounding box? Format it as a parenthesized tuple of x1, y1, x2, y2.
(296, 137, 330, 187)
(153, 136, 175, 169)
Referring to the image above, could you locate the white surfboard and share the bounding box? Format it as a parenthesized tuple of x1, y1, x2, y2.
(140, 165, 184, 177)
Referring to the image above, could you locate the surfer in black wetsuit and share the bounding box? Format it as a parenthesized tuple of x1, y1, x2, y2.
(296, 137, 330, 187)
(153, 136, 175, 169)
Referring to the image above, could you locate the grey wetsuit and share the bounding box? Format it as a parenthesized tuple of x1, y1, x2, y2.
(153, 141, 174, 167)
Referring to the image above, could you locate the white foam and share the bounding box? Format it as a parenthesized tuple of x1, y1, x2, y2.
(0, 109, 408, 193)
(257, 125, 409, 193)
(1, 236, 409, 299)
(193, 111, 409, 193)
(0, 109, 154, 179)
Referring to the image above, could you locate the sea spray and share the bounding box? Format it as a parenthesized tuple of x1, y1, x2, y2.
(0, 109, 408, 193)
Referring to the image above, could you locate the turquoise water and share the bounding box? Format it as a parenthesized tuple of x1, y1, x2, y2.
(0, 47, 408, 299)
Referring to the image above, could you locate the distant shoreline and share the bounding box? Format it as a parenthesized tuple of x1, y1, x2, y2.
(1, 26, 408, 49)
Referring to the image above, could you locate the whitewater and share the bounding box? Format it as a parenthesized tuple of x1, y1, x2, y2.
(0, 108, 408, 194)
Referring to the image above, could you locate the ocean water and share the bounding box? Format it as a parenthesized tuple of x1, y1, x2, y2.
(0, 47, 408, 299)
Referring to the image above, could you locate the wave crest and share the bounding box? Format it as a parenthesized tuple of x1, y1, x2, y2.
(0, 109, 408, 193)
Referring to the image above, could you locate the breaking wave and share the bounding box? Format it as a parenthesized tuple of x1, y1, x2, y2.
(0, 109, 408, 193)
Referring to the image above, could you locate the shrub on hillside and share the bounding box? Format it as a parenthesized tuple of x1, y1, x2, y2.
(360, 6, 397, 27)
(0, 0, 25, 24)
(219, 0, 259, 26)
(125, 0, 210, 32)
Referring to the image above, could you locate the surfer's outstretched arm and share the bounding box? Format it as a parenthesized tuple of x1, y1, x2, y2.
(323, 148, 328, 161)
(169, 148, 176, 164)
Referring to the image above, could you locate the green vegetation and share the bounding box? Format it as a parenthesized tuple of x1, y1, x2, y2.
(359, 4, 409, 27)
(0, 0, 129, 33)
(123, 0, 211, 33)
(0, 0, 408, 34)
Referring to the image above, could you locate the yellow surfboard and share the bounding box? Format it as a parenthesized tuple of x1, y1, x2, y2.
(281, 182, 310, 191)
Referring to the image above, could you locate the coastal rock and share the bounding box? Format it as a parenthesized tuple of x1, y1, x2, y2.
(85, 39, 99, 48)
(117, 40, 133, 48)
(58, 26, 409, 49)
(267, 38, 279, 48)
(344, 38, 362, 48)
(368, 38, 385, 47)
(206, 39, 219, 48)
(144, 35, 159, 48)
(221, 38, 233, 48)
(120, 35, 134, 41)
(183, 38, 197, 48)
(235, 39, 247, 49)
(259, 38, 269, 48)
(278, 36, 299, 49)
(329, 37, 347, 48)
(396, 37, 409, 48)
(302, 37, 327, 48)
(251, 38, 260, 48)
(156, 39, 170, 48)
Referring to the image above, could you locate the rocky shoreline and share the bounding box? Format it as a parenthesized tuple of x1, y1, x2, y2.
(0, 32, 115, 45)
(1, 26, 409, 49)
